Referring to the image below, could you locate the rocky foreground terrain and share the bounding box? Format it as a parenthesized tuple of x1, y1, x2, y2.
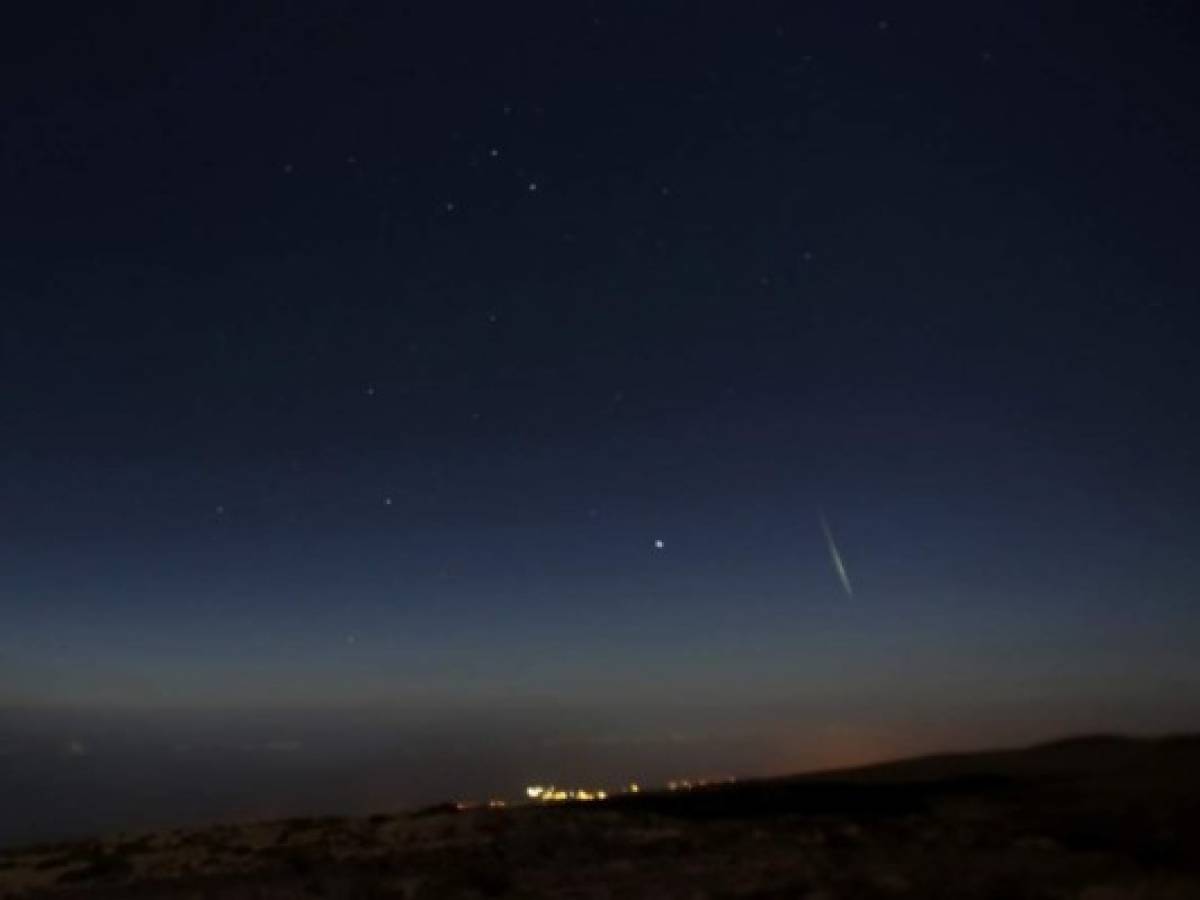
(2, 735, 1198, 899)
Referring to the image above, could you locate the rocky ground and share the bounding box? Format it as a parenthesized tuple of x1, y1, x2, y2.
(2, 735, 1197, 899)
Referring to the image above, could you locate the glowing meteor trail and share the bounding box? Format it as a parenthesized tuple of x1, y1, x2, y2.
(820, 513, 853, 599)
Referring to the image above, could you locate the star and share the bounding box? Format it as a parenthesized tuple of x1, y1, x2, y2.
(527, 182, 538, 192)
(654, 539, 665, 550)
(384, 497, 393, 506)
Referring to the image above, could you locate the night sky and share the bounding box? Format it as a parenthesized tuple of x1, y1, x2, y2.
(2, 2, 1199, 836)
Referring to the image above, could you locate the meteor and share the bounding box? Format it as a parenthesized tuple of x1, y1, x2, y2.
(819, 513, 854, 599)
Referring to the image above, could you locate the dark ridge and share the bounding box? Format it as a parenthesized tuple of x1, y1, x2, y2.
(596, 773, 1014, 821)
(590, 733, 1200, 822)
(1031, 734, 1136, 750)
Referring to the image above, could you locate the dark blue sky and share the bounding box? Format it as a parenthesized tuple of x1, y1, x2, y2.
(2, 0, 1198, 776)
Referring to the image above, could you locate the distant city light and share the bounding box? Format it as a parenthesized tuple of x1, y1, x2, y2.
(523, 785, 609, 803)
(521, 776, 731, 804)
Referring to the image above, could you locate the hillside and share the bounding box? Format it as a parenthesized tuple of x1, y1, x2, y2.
(2, 734, 1198, 899)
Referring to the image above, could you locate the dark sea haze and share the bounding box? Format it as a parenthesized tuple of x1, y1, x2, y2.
(0, 705, 779, 847)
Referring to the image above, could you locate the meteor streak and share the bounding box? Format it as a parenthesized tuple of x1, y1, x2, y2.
(820, 513, 853, 599)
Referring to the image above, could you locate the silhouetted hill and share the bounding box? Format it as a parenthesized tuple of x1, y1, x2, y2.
(3, 734, 1198, 899)
(603, 733, 1200, 824)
